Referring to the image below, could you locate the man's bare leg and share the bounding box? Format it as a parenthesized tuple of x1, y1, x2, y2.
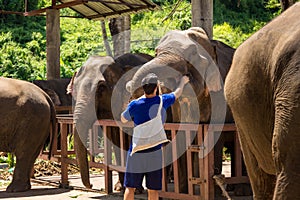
(148, 189, 159, 200)
(124, 187, 135, 200)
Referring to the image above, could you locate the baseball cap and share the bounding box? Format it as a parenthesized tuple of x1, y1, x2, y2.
(141, 73, 158, 86)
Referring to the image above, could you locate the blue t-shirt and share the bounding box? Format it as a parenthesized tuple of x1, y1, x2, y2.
(122, 93, 175, 125)
(122, 93, 176, 151)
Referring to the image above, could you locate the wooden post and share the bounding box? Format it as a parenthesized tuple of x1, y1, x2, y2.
(60, 122, 69, 187)
(46, 9, 60, 80)
(104, 125, 113, 194)
(203, 125, 215, 200)
(191, 0, 213, 39)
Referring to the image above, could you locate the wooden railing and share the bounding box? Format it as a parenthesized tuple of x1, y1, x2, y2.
(40, 116, 249, 200)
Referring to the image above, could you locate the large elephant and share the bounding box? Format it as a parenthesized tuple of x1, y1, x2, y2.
(224, 3, 300, 199)
(67, 53, 153, 190)
(126, 27, 235, 193)
(0, 77, 56, 192)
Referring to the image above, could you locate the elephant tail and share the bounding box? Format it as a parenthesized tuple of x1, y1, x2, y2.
(46, 93, 57, 160)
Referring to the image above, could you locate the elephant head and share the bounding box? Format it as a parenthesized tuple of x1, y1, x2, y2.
(126, 27, 224, 122)
(127, 27, 222, 97)
(67, 55, 116, 188)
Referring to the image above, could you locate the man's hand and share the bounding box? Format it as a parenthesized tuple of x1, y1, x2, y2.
(180, 76, 190, 85)
(121, 114, 129, 123)
(173, 75, 190, 99)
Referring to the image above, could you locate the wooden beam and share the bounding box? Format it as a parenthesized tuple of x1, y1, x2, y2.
(0, 10, 24, 15)
(25, 0, 85, 16)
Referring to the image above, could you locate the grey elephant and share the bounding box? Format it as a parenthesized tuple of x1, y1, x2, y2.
(67, 53, 153, 190)
(0, 77, 56, 192)
(125, 27, 235, 193)
(224, 3, 300, 199)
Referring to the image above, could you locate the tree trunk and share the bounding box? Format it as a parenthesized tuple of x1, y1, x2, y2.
(109, 17, 125, 57)
(101, 20, 113, 57)
(191, 0, 213, 39)
(124, 15, 131, 54)
(109, 15, 131, 57)
(280, 0, 295, 11)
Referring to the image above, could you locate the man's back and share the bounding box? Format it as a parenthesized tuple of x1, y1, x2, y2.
(122, 93, 175, 126)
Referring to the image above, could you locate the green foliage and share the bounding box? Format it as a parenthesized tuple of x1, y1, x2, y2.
(59, 17, 105, 77)
(0, 0, 285, 80)
(212, 0, 280, 47)
(7, 153, 15, 168)
(0, 39, 46, 80)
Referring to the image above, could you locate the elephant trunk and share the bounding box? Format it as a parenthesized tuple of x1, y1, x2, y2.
(126, 60, 156, 94)
(74, 126, 92, 189)
(73, 94, 96, 189)
(126, 58, 181, 95)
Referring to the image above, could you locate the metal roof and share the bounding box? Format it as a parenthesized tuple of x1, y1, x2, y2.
(60, 0, 159, 20)
(21, 0, 159, 20)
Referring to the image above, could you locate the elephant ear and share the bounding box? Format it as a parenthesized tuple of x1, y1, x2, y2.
(95, 80, 111, 117)
(66, 71, 77, 95)
(185, 27, 222, 92)
(186, 27, 216, 62)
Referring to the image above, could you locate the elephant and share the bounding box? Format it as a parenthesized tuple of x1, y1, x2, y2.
(125, 27, 237, 194)
(0, 77, 56, 192)
(67, 53, 153, 190)
(33, 78, 72, 107)
(224, 3, 300, 199)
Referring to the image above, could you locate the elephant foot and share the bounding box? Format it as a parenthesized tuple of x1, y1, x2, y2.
(6, 181, 31, 192)
(114, 180, 124, 192)
(84, 183, 93, 189)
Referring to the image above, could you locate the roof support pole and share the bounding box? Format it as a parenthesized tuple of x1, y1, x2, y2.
(46, 9, 60, 80)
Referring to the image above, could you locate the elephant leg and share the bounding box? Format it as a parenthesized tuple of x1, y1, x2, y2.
(238, 127, 276, 200)
(7, 157, 32, 192)
(272, 108, 300, 199)
(6, 141, 44, 192)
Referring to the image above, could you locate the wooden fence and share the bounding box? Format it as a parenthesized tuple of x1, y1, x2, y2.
(40, 114, 249, 200)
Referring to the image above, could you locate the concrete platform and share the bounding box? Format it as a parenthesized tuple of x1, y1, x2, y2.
(0, 172, 149, 199)
(0, 162, 252, 200)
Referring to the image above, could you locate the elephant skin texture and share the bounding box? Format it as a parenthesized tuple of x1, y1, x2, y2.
(0, 77, 56, 192)
(33, 78, 72, 107)
(126, 27, 238, 194)
(224, 3, 300, 200)
(67, 53, 153, 190)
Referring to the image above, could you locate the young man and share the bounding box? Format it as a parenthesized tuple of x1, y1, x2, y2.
(121, 73, 189, 200)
